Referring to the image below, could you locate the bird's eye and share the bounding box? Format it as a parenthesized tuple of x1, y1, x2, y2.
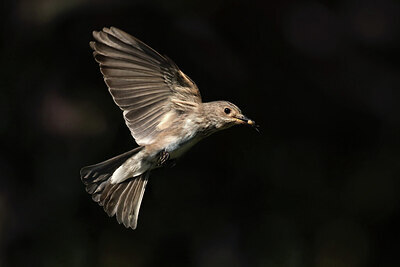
(224, 108, 231, 114)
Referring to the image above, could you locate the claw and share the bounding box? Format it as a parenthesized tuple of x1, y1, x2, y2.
(157, 150, 170, 166)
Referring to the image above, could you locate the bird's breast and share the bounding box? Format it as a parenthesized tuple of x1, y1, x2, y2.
(168, 136, 202, 159)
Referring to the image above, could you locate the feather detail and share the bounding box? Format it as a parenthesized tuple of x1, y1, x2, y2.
(90, 26, 202, 146)
(80, 147, 149, 229)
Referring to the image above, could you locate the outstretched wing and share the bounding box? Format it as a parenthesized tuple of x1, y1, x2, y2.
(91, 27, 202, 145)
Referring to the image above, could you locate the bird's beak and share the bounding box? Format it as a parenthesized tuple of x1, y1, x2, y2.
(235, 115, 260, 132)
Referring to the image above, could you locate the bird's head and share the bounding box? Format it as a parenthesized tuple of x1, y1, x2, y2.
(203, 101, 258, 132)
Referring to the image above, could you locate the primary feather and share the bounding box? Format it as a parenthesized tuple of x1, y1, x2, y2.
(91, 27, 202, 146)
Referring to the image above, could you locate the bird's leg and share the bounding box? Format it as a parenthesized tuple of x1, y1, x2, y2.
(156, 150, 177, 168)
(157, 150, 170, 166)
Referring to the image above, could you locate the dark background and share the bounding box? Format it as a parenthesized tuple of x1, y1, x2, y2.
(1, 0, 400, 266)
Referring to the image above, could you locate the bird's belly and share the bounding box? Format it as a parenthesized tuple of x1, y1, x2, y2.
(165, 135, 201, 159)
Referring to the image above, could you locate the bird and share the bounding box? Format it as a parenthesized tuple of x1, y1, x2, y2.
(80, 27, 258, 230)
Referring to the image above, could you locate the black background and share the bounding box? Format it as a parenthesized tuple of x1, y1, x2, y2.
(1, 0, 400, 266)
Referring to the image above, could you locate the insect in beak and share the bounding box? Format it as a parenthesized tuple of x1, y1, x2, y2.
(236, 115, 260, 133)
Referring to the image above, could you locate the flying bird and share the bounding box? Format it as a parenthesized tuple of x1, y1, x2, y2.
(81, 27, 257, 229)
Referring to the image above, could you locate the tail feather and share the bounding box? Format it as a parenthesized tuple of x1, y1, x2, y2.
(80, 147, 149, 229)
(80, 147, 143, 189)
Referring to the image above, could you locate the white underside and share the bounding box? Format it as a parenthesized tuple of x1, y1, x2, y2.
(110, 150, 150, 184)
(111, 117, 203, 184)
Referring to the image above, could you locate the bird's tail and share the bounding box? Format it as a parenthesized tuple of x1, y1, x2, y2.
(80, 147, 148, 229)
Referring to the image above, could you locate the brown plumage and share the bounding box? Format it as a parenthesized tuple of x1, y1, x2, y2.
(81, 27, 257, 229)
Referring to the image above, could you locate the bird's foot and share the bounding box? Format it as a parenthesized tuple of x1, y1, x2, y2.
(157, 150, 170, 166)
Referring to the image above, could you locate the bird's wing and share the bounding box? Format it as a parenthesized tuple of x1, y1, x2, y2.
(91, 27, 202, 145)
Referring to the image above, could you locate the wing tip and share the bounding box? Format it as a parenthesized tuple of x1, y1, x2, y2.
(117, 217, 138, 230)
(89, 41, 96, 50)
(92, 30, 99, 39)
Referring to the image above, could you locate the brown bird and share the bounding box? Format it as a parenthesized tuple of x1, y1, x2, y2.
(81, 27, 257, 229)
